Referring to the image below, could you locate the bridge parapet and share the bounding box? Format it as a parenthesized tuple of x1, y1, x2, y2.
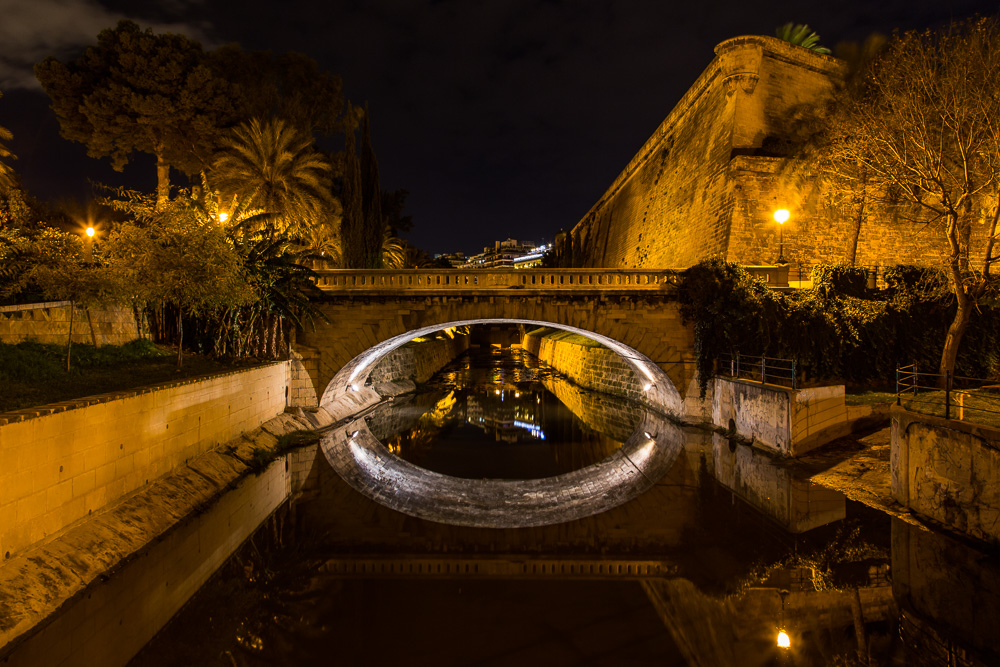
(313, 268, 680, 293)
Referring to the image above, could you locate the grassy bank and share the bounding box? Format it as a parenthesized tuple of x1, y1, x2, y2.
(0, 339, 245, 413)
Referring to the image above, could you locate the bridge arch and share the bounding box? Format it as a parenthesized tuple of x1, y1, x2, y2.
(293, 280, 700, 418)
(321, 318, 682, 416)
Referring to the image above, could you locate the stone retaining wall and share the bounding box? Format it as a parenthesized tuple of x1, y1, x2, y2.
(712, 377, 848, 456)
(0, 362, 289, 561)
(367, 332, 471, 386)
(891, 408, 1000, 547)
(523, 327, 643, 402)
(0, 301, 139, 346)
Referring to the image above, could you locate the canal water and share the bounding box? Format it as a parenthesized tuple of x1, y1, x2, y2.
(129, 345, 1000, 667)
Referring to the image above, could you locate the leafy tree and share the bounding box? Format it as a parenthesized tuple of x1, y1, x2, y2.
(103, 191, 251, 369)
(339, 107, 366, 268)
(775, 23, 832, 54)
(210, 117, 335, 241)
(36, 20, 235, 208)
(0, 91, 16, 190)
(215, 229, 326, 359)
(828, 18, 1000, 381)
(359, 103, 384, 267)
(209, 47, 345, 138)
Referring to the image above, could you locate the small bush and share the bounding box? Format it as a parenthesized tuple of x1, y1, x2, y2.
(811, 263, 869, 297)
(882, 264, 947, 296)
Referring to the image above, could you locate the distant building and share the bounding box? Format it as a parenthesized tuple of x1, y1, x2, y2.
(434, 251, 467, 268)
(460, 239, 551, 269)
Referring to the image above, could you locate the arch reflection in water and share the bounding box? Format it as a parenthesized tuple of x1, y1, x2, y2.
(320, 348, 683, 528)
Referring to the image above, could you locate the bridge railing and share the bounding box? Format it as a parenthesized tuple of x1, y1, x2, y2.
(311, 268, 680, 291)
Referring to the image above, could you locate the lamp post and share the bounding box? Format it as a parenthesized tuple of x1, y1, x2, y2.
(773, 209, 789, 265)
(84, 225, 95, 263)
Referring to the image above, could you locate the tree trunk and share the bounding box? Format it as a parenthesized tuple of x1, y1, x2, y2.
(847, 199, 865, 265)
(939, 212, 971, 386)
(65, 301, 74, 372)
(176, 309, 184, 371)
(939, 295, 972, 385)
(86, 308, 99, 347)
(156, 152, 170, 212)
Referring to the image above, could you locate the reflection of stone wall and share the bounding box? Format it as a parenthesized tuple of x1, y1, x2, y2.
(542, 377, 643, 443)
(523, 328, 643, 402)
(367, 333, 471, 386)
(891, 408, 1000, 547)
(712, 434, 845, 532)
(0, 301, 138, 346)
(892, 517, 1000, 662)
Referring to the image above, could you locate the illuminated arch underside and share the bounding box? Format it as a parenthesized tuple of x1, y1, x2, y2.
(317, 319, 686, 527)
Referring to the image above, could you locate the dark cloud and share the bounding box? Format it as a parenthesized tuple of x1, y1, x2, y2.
(0, 0, 209, 90)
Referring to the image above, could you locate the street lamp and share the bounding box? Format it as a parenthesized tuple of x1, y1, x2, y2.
(217, 212, 229, 223)
(773, 209, 789, 264)
(84, 225, 96, 262)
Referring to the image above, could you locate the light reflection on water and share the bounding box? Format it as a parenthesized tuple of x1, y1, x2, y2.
(366, 347, 633, 479)
(128, 344, 1000, 667)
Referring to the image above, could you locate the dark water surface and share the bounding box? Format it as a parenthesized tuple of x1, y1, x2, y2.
(129, 347, 1000, 667)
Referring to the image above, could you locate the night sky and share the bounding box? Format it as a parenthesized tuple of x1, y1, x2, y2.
(1, 0, 996, 256)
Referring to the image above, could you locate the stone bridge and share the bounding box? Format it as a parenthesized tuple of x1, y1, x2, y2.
(293, 268, 704, 419)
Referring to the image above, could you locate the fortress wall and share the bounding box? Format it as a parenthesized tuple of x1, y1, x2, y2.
(571, 36, 843, 270)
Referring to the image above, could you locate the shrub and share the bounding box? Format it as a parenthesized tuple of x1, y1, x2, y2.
(811, 263, 869, 297)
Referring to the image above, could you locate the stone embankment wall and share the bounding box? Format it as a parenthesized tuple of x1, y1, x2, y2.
(712, 377, 848, 456)
(565, 35, 968, 271)
(367, 332, 471, 386)
(0, 411, 314, 667)
(523, 327, 643, 402)
(891, 408, 1000, 547)
(0, 301, 139, 346)
(0, 362, 289, 561)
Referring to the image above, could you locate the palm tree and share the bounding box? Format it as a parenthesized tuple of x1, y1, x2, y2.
(775, 23, 832, 55)
(211, 117, 334, 241)
(0, 92, 17, 190)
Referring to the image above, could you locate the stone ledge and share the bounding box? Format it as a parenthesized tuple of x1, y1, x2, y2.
(0, 361, 286, 426)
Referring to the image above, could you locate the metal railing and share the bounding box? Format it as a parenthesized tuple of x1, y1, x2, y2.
(896, 364, 1000, 424)
(719, 352, 797, 389)
(310, 268, 681, 292)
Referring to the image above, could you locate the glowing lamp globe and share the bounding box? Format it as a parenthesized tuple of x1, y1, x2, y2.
(773, 209, 790, 224)
(777, 631, 791, 648)
(85, 226, 95, 238)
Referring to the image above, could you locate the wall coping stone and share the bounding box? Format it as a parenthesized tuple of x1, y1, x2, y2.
(0, 301, 72, 314)
(0, 361, 287, 426)
(891, 405, 1000, 448)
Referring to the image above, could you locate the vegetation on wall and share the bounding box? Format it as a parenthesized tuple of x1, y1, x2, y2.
(679, 259, 1000, 395)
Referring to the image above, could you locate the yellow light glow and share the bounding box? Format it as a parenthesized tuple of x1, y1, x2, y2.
(773, 209, 790, 224)
(218, 212, 229, 223)
(777, 631, 790, 648)
(85, 226, 95, 238)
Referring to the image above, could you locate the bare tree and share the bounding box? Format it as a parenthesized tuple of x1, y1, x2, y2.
(830, 19, 1000, 380)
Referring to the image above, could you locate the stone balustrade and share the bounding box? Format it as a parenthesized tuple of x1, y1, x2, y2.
(312, 268, 680, 292)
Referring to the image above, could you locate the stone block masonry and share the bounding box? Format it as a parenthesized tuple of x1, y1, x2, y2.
(523, 327, 644, 403)
(0, 362, 289, 561)
(0, 410, 314, 667)
(0, 301, 138, 346)
(712, 377, 849, 457)
(891, 408, 1000, 548)
(295, 293, 704, 419)
(367, 332, 471, 386)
